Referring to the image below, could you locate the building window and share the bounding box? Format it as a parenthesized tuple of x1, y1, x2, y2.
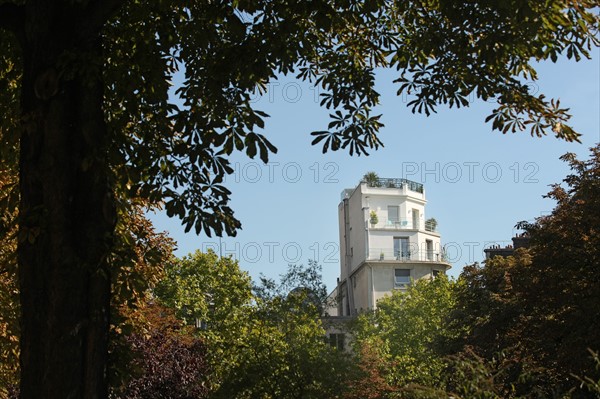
(393, 237, 410, 260)
(195, 318, 209, 330)
(394, 269, 410, 287)
(388, 205, 399, 224)
(426, 239, 433, 261)
(432, 269, 441, 278)
(328, 333, 345, 351)
(412, 208, 420, 230)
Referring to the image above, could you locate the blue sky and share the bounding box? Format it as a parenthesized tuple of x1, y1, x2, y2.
(151, 50, 600, 293)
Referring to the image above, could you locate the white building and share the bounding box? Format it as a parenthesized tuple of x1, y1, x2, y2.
(332, 176, 450, 316)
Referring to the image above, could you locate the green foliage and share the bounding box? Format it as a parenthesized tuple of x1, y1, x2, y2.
(519, 145, 600, 392)
(214, 261, 352, 399)
(353, 275, 458, 389)
(445, 252, 532, 360)
(253, 260, 329, 306)
(156, 257, 352, 398)
(154, 250, 254, 391)
(425, 218, 437, 231)
(155, 250, 253, 330)
(445, 145, 600, 397)
(363, 171, 381, 187)
(215, 294, 350, 399)
(370, 210, 379, 224)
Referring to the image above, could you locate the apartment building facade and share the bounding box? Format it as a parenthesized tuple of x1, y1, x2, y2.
(332, 176, 450, 316)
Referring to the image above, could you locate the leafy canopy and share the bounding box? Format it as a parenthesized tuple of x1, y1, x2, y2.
(1, 0, 598, 238)
(156, 257, 352, 399)
(353, 275, 458, 388)
(445, 144, 600, 397)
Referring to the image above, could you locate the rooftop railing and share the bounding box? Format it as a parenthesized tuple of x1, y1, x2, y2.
(362, 177, 424, 193)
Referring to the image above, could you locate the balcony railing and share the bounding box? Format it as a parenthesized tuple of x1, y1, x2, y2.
(368, 248, 447, 262)
(362, 177, 424, 193)
(370, 218, 414, 230)
(369, 218, 438, 233)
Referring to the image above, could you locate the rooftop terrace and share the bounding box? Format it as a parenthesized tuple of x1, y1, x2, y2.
(361, 177, 424, 193)
(341, 177, 425, 201)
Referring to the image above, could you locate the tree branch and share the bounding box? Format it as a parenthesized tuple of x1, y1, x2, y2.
(0, 2, 25, 34)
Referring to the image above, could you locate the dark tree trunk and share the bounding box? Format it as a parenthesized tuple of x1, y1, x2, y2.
(17, 2, 115, 398)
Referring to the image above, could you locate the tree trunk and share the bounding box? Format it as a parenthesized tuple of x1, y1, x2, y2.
(17, 3, 115, 398)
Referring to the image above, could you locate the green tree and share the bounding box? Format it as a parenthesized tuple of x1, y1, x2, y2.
(517, 145, 600, 395)
(155, 250, 253, 330)
(155, 255, 349, 398)
(0, 1, 598, 396)
(446, 145, 600, 397)
(353, 275, 458, 389)
(444, 252, 536, 397)
(154, 250, 254, 391)
(214, 261, 352, 399)
(445, 252, 532, 358)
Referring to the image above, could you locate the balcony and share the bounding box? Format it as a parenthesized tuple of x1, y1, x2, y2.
(368, 248, 447, 263)
(369, 218, 438, 233)
(370, 218, 413, 230)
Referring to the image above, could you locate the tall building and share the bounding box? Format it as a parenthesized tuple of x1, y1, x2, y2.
(333, 176, 450, 316)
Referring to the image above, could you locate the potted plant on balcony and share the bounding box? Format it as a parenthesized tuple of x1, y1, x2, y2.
(425, 218, 438, 232)
(363, 171, 381, 187)
(380, 251, 384, 261)
(370, 210, 378, 226)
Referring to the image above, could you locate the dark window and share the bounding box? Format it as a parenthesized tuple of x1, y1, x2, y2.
(394, 269, 410, 287)
(328, 333, 345, 351)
